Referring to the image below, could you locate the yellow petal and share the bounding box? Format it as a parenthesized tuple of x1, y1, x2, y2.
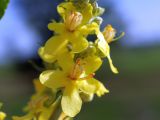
(79, 22, 99, 36)
(96, 81, 109, 97)
(57, 51, 74, 72)
(48, 22, 66, 34)
(57, 2, 93, 25)
(45, 36, 68, 55)
(96, 31, 119, 74)
(57, 2, 76, 20)
(81, 3, 93, 24)
(61, 84, 82, 117)
(38, 47, 56, 63)
(77, 78, 97, 94)
(39, 70, 67, 90)
(82, 55, 102, 74)
(69, 33, 88, 53)
(78, 78, 108, 97)
(41, 36, 69, 63)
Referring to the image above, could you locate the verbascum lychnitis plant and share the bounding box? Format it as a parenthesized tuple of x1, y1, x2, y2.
(2, 0, 124, 120)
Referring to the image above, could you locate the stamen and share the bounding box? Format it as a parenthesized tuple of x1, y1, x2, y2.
(68, 58, 84, 80)
(79, 73, 95, 80)
(65, 11, 83, 32)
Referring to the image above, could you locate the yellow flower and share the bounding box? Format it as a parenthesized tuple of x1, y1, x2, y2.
(40, 52, 108, 117)
(103, 24, 125, 44)
(103, 24, 116, 44)
(91, 24, 119, 74)
(39, 2, 95, 63)
(39, 21, 100, 63)
(57, 2, 93, 25)
(47, 12, 89, 53)
(0, 112, 6, 120)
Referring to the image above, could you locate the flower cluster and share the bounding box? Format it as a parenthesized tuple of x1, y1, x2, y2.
(39, 0, 119, 117)
(12, 0, 123, 120)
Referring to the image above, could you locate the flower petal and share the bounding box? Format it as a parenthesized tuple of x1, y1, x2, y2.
(79, 22, 99, 36)
(61, 84, 82, 117)
(38, 47, 56, 63)
(78, 78, 108, 96)
(82, 55, 102, 74)
(57, 2, 76, 20)
(69, 33, 88, 53)
(48, 22, 66, 34)
(45, 36, 68, 55)
(40, 70, 67, 90)
(95, 80, 109, 97)
(96, 31, 119, 74)
(78, 79, 97, 94)
(81, 3, 93, 24)
(57, 51, 74, 72)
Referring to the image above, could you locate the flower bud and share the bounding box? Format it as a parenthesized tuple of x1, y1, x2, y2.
(65, 11, 83, 32)
(103, 25, 116, 43)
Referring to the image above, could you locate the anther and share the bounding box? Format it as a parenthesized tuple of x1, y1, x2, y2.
(65, 11, 83, 32)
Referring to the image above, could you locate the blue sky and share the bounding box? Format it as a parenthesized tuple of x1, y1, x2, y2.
(0, 0, 40, 64)
(110, 0, 160, 45)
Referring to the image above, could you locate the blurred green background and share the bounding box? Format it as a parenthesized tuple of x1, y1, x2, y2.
(0, 0, 160, 120)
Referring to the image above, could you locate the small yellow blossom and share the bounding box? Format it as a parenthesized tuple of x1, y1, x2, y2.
(38, 2, 96, 64)
(96, 31, 119, 74)
(57, 2, 93, 25)
(40, 53, 108, 117)
(39, 22, 101, 63)
(103, 24, 116, 44)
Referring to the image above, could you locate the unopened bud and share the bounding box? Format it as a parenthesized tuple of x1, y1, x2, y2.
(103, 25, 116, 43)
(65, 11, 83, 32)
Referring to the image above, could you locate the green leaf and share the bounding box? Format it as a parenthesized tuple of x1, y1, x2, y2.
(0, 0, 10, 19)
